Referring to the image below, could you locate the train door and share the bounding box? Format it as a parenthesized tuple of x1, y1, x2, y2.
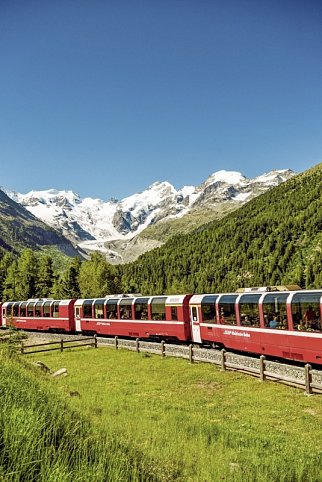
(75, 306, 81, 332)
(190, 305, 201, 343)
(1, 305, 6, 327)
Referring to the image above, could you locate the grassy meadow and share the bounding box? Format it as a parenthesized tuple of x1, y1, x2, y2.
(22, 344, 322, 482)
(0, 346, 165, 482)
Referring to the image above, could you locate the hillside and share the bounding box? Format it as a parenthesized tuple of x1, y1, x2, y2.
(0, 189, 80, 257)
(120, 163, 322, 294)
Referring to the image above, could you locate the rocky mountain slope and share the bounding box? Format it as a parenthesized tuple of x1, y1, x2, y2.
(0, 189, 81, 256)
(4, 168, 294, 262)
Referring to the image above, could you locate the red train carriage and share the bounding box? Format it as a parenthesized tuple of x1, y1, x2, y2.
(189, 288, 322, 364)
(1, 299, 75, 332)
(74, 294, 192, 341)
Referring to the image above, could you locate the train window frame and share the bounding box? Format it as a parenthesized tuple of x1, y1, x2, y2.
(12, 302, 20, 317)
(94, 299, 105, 319)
(170, 306, 178, 321)
(262, 293, 288, 330)
(43, 301, 51, 317)
(218, 295, 237, 326)
(291, 292, 322, 332)
(20, 302, 27, 317)
(52, 301, 60, 318)
(106, 299, 118, 319)
(83, 300, 93, 319)
(35, 302, 43, 317)
(27, 302, 35, 317)
(6, 302, 13, 317)
(201, 295, 218, 323)
(151, 297, 166, 321)
(134, 298, 149, 320)
(119, 298, 134, 320)
(239, 294, 261, 328)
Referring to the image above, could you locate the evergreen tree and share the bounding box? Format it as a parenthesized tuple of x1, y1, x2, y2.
(15, 249, 38, 299)
(3, 260, 18, 300)
(0, 252, 16, 300)
(60, 257, 81, 298)
(78, 252, 120, 298)
(36, 255, 54, 298)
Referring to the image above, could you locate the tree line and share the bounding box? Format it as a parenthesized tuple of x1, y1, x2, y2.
(1, 164, 322, 301)
(0, 249, 121, 302)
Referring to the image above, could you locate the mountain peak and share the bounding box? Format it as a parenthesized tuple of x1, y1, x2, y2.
(3, 167, 295, 260)
(204, 170, 247, 187)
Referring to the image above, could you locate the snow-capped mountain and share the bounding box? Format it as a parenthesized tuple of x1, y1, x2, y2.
(4, 168, 295, 259)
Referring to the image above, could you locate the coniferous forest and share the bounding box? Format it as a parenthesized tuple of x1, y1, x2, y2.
(1, 164, 322, 301)
(120, 164, 322, 294)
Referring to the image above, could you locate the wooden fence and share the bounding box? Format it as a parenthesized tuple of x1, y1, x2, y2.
(20, 336, 97, 355)
(97, 336, 322, 395)
(17, 333, 322, 395)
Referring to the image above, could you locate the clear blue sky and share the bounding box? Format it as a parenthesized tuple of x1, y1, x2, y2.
(1, 0, 321, 200)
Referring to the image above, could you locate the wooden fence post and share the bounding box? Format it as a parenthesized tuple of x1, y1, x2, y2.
(305, 364, 313, 395)
(221, 349, 226, 371)
(189, 344, 194, 363)
(60, 338, 64, 352)
(115, 336, 118, 350)
(136, 338, 140, 353)
(259, 355, 266, 381)
(161, 340, 165, 357)
(20, 342, 24, 355)
(94, 334, 97, 348)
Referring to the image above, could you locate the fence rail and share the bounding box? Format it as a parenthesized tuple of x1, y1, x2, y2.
(21, 336, 97, 355)
(18, 333, 322, 394)
(97, 336, 322, 395)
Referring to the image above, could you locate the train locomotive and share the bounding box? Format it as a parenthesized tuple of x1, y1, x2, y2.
(2, 285, 322, 365)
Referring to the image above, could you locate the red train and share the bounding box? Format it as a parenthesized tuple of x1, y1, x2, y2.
(1, 286, 322, 364)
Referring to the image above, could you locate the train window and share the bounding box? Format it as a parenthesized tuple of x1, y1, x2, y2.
(218, 295, 237, 325)
(35, 302, 42, 317)
(94, 299, 105, 319)
(239, 294, 261, 328)
(171, 306, 178, 321)
(27, 303, 35, 317)
(151, 297, 166, 321)
(134, 298, 149, 320)
(43, 302, 51, 317)
(201, 295, 218, 323)
(119, 299, 133, 320)
(106, 300, 118, 319)
(6, 303, 13, 317)
(12, 303, 19, 317)
(291, 293, 322, 332)
(20, 302, 27, 317)
(262, 293, 288, 330)
(52, 302, 60, 318)
(83, 300, 93, 318)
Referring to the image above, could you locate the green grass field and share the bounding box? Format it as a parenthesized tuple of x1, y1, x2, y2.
(26, 345, 322, 482)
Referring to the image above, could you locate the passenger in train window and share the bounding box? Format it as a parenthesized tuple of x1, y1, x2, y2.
(141, 310, 148, 320)
(292, 312, 301, 329)
(304, 306, 316, 328)
(269, 315, 279, 329)
(220, 307, 225, 323)
(297, 320, 306, 331)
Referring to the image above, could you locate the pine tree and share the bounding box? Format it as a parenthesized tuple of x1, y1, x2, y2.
(15, 249, 38, 299)
(36, 255, 54, 298)
(78, 252, 121, 298)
